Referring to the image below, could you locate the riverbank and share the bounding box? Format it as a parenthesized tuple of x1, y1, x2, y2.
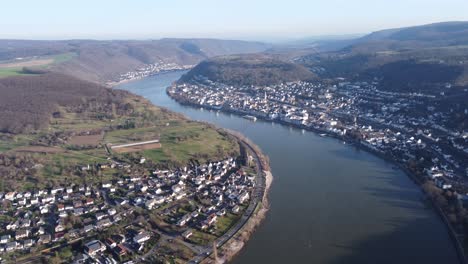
(187, 129, 273, 264)
(107, 68, 190, 87)
(201, 132, 273, 264)
(168, 88, 467, 264)
(212, 170, 272, 264)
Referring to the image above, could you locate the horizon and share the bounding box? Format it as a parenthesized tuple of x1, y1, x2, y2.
(0, 20, 466, 43)
(2, 0, 468, 42)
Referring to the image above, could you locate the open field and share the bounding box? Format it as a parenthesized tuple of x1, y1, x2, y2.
(0, 67, 31, 77)
(14, 146, 65, 154)
(0, 58, 54, 68)
(105, 121, 239, 166)
(68, 133, 103, 145)
(112, 142, 162, 153)
(0, 53, 76, 78)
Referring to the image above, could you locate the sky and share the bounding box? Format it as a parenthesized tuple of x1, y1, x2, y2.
(2, 0, 468, 41)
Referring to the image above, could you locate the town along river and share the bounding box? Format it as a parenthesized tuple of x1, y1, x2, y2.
(117, 71, 460, 264)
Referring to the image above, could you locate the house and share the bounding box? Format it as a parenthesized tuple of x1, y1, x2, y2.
(20, 219, 31, 228)
(238, 191, 250, 203)
(68, 229, 79, 239)
(40, 206, 49, 214)
(5, 192, 16, 201)
(74, 200, 83, 208)
(59, 211, 68, 218)
(57, 204, 65, 212)
(37, 234, 51, 244)
(232, 205, 240, 214)
(95, 212, 107, 221)
(182, 229, 193, 239)
(73, 208, 84, 216)
(51, 187, 64, 195)
(435, 178, 452, 190)
(133, 232, 151, 244)
(30, 197, 39, 205)
(114, 244, 127, 256)
(55, 224, 65, 233)
(6, 222, 18, 230)
(5, 241, 19, 252)
(105, 238, 117, 249)
(15, 229, 30, 240)
(85, 198, 94, 206)
(23, 239, 34, 248)
(205, 214, 218, 225)
(96, 218, 112, 229)
(36, 226, 45, 235)
(112, 214, 122, 223)
(216, 209, 226, 216)
(42, 195, 55, 203)
(83, 225, 94, 233)
(84, 240, 106, 256)
(108, 208, 117, 216)
(0, 235, 11, 244)
(54, 232, 65, 242)
(177, 215, 191, 227)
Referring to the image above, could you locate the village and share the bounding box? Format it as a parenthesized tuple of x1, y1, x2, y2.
(0, 154, 258, 263)
(108, 61, 194, 85)
(168, 78, 468, 198)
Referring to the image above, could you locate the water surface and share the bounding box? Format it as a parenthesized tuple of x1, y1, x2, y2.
(118, 71, 460, 264)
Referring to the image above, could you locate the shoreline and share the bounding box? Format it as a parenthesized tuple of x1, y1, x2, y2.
(167, 89, 467, 264)
(107, 68, 189, 87)
(201, 131, 273, 264)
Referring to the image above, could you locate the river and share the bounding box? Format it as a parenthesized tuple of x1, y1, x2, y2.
(117, 71, 460, 264)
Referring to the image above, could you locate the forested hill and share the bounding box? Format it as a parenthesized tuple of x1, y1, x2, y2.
(179, 55, 316, 86)
(0, 73, 135, 134)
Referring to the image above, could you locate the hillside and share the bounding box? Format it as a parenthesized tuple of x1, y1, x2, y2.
(296, 22, 468, 90)
(0, 73, 239, 191)
(0, 73, 132, 134)
(347, 21, 468, 53)
(0, 39, 270, 83)
(179, 54, 316, 86)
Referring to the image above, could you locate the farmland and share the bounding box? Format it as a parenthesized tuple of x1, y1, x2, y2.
(0, 52, 76, 78)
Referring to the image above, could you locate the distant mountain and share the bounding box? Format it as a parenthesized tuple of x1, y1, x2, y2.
(179, 54, 316, 86)
(295, 22, 468, 90)
(0, 39, 270, 83)
(346, 21, 468, 52)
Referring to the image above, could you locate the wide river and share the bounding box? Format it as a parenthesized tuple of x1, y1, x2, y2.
(118, 71, 460, 264)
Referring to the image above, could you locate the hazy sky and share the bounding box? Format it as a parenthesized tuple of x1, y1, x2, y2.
(2, 0, 468, 41)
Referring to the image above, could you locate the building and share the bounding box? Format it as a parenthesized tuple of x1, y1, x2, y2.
(84, 240, 106, 256)
(133, 232, 151, 244)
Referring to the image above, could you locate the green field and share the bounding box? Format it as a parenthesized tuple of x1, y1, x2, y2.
(105, 121, 239, 166)
(213, 213, 241, 236)
(52, 52, 76, 64)
(0, 67, 29, 77)
(187, 230, 216, 245)
(0, 52, 76, 78)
